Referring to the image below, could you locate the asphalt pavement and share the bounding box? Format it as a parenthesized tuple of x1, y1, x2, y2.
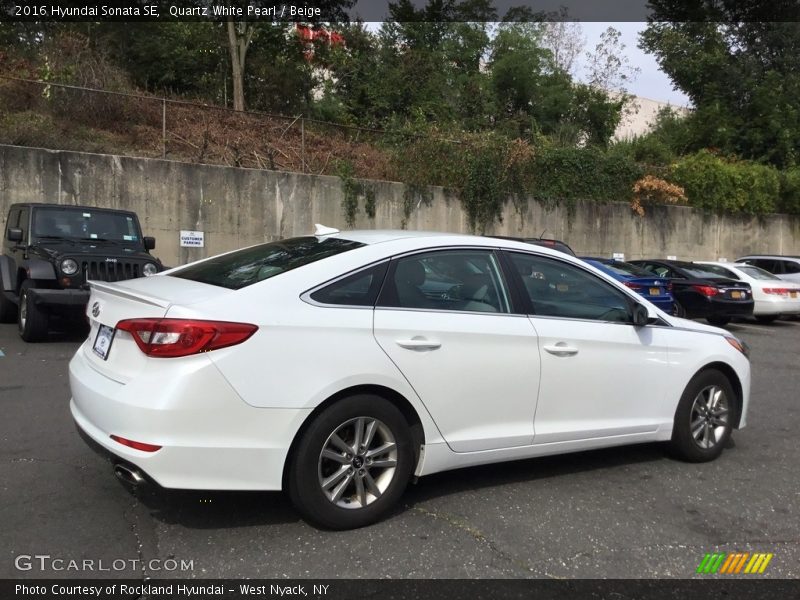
(1, 318, 798, 580)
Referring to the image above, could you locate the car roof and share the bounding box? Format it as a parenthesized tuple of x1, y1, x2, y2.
(327, 230, 568, 254)
(738, 255, 800, 260)
(9, 202, 138, 215)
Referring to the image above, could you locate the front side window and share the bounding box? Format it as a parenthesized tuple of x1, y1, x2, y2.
(171, 236, 364, 290)
(378, 250, 510, 313)
(508, 252, 633, 323)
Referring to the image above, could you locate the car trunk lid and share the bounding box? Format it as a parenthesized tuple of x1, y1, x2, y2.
(81, 277, 233, 382)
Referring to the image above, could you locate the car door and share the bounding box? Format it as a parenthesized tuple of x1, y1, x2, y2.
(373, 248, 540, 453)
(504, 251, 672, 444)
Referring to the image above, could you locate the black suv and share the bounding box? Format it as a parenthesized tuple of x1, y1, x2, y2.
(1, 203, 161, 341)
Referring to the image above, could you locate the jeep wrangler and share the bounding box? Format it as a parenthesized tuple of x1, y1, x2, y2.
(1, 203, 161, 342)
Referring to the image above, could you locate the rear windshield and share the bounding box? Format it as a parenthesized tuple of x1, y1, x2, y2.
(599, 260, 657, 277)
(693, 264, 737, 279)
(736, 265, 781, 280)
(681, 265, 733, 280)
(170, 236, 364, 290)
(529, 240, 576, 256)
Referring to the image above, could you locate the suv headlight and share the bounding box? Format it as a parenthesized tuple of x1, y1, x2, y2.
(60, 258, 79, 276)
(143, 263, 159, 277)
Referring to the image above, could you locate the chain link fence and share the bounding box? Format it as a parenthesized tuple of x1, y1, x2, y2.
(0, 75, 397, 180)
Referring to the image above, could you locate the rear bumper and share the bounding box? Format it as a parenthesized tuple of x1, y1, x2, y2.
(682, 297, 754, 319)
(69, 347, 312, 490)
(754, 297, 800, 316)
(29, 288, 89, 307)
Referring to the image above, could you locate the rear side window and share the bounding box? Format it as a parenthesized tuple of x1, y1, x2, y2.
(378, 250, 511, 313)
(170, 237, 364, 290)
(781, 260, 800, 274)
(310, 262, 388, 306)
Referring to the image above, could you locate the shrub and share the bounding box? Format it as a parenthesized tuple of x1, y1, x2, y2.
(631, 175, 687, 216)
(530, 146, 643, 208)
(778, 168, 800, 214)
(671, 150, 780, 215)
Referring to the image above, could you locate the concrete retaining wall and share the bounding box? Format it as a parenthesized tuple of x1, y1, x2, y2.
(1, 144, 798, 267)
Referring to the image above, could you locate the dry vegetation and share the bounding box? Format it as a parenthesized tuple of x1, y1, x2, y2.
(0, 57, 395, 180)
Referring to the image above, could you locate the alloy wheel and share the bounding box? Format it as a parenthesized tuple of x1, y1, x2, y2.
(689, 385, 729, 449)
(318, 416, 398, 509)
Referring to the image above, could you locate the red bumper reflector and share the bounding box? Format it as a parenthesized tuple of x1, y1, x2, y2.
(110, 435, 162, 453)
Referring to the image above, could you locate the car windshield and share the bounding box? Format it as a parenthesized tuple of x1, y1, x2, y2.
(32, 207, 142, 244)
(170, 236, 364, 290)
(735, 265, 781, 280)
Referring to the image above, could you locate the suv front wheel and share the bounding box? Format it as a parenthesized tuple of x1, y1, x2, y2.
(18, 281, 49, 342)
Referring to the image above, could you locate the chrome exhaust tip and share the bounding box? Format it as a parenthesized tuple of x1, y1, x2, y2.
(114, 463, 146, 486)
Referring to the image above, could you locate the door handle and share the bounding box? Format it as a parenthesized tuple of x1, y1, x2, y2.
(396, 338, 442, 351)
(543, 343, 578, 357)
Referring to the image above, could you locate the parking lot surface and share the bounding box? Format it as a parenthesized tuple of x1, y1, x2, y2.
(1, 318, 798, 579)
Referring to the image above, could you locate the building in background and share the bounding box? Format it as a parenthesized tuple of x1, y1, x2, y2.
(614, 94, 690, 141)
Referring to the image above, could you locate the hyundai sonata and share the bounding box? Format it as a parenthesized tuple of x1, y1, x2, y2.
(70, 228, 750, 529)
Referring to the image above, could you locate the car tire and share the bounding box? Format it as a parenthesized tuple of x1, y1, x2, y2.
(669, 369, 735, 463)
(673, 302, 686, 318)
(287, 394, 415, 530)
(18, 281, 49, 342)
(706, 316, 730, 326)
(0, 288, 16, 323)
(754, 315, 778, 324)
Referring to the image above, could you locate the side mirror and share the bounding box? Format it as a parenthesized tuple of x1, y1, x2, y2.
(632, 304, 649, 327)
(7, 228, 23, 243)
(143, 236, 156, 250)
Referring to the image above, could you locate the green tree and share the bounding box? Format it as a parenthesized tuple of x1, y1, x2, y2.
(641, 9, 800, 167)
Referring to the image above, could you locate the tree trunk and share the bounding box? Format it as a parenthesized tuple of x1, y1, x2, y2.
(227, 20, 254, 112)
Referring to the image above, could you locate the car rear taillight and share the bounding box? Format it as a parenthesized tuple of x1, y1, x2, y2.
(116, 318, 258, 358)
(624, 282, 643, 290)
(763, 287, 789, 295)
(666, 282, 673, 292)
(110, 435, 162, 452)
(692, 285, 719, 297)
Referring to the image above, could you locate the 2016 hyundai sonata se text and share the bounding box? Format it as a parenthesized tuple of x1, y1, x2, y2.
(70, 228, 751, 529)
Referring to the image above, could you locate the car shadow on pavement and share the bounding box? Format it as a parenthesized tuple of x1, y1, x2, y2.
(127, 485, 301, 529)
(122, 443, 670, 530)
(401, 442, 669, 509)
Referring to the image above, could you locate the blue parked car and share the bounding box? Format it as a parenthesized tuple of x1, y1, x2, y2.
(580, 257, 676, 315)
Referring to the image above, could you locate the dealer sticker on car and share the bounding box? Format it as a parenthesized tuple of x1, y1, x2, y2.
(92, 324, 115, 360)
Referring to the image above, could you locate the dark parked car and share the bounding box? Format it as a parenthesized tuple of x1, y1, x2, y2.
(628, 259, 753, 326)
(488, 236, 576, 256)
(1, 203, 162, 341)
(580, 257, 675, 314)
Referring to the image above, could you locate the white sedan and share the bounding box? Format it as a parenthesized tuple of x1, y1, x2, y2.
(695, 261, 800, 323)
(70, 228, 751, 529)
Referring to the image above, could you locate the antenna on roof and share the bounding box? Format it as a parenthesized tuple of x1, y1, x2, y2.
(314, 224, 340, 236)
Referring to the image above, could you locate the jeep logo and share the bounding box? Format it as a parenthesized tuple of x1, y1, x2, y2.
(91, 302, 100, 318)
(105, 258, 118, 263)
